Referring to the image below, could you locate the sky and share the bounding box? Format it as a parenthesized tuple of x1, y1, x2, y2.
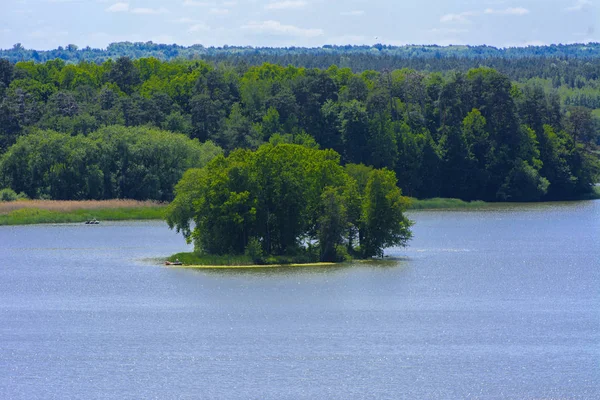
(0, 0, 598, 50)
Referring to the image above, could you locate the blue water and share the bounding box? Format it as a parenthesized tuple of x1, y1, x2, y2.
(1, 201, 599, 399)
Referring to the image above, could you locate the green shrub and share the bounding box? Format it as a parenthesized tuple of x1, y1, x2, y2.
(334, 244, 352, 262)
(0, 188, 18, 202)
(244, 237, 265, 264)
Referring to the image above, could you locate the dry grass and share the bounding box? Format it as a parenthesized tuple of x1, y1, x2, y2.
(0, 199, 164, 215)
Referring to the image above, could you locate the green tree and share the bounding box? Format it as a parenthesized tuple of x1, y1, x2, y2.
(360, 169, 413, 258)
(317, 187, 348, 262)
(107, 57, 140, 95)
(166, 143, 413, 260)
(497, 160, 550, 201)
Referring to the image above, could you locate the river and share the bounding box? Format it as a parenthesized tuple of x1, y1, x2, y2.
(1, 201, 599, 399)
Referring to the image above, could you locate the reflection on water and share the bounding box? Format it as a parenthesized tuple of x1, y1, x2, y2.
(1, 201, 599, 399)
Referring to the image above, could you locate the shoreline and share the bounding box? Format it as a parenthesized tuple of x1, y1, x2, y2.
(407, 191, 600, 210)
(0, 200, 166, 226)
(167, 262, 339, 269)
(1, 193, 598, 225)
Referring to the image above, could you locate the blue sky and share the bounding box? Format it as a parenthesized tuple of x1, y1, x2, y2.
(0, 0, 598, 50)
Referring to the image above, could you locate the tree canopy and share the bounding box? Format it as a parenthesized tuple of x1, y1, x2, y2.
(0, 126, 222, 200)
(0, 57, 598, 202)
(165, 143, 412, 261)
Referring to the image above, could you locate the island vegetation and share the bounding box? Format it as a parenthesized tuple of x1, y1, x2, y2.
(166, 143, 413, 264)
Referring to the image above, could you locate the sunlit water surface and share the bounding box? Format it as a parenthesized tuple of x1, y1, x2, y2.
(1, 201, 599, 399)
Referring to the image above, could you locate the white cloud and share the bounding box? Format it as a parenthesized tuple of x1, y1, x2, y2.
(188, 23, 210, 32)
(105, 2, 129, 12)
(340, 10, 364, 16)
(105, 4, 167, 15)
(440, 11, 477, 23)
(441, 6, 528, 25)
(209, 8, 229, 14)
(183, 0, 213, 6)
(172, 17, 197, 24)
(265, 1, 307, 10)
(241, 20, 323, 37)
(565, 0, 592, 11)
(131, 7, 168, 15)
(484, 7, 529, 15)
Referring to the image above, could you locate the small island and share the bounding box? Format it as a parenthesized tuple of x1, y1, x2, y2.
(165, 142, 413, 267)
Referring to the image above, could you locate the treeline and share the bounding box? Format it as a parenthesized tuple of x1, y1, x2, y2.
(4, 42, 600, 65)
(0, 126, 222, 201)
(4, 43, 600, 84)
(166, 143, 412, 261)
(0, 57, 598, 202)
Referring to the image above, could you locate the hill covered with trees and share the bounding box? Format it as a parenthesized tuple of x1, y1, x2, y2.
(0, 56, 598, 203)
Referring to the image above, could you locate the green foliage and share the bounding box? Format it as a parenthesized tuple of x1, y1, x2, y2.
(0, 56, 598, 204)
(244, 237, 265, 264)
(166, 143, 413, 261)
(0, 127, 222, 200)
(4, 43, 600, 74)
(167, 251, 325, 267)
(0, 188, 18, 201)
(318, 187, 348, 262)
(407, 197, 488, 210)
(497, 161, 550, 201)
(361, 169, 413, 257)
(167, 252, 254, 266)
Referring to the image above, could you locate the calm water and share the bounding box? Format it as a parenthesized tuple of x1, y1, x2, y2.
(1, 201, 599, 399)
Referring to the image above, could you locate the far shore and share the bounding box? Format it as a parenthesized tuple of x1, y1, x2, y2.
(0, 199, 166, 226)
(1, 191, 598, 226)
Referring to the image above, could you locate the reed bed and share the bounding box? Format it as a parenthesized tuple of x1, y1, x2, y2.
(407, 197, 490, 210)
(0, 199, 163, 215)
(0, 199, 167, 225)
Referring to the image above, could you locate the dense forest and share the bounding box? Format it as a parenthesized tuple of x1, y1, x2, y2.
(0, 55, 598, 202)
(4, 43, 600, 84)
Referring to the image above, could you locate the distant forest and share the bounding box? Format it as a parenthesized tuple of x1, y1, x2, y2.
(4, 42, 600, 63)
(0, 46, 598, 202)
(3, 42, 600, 79)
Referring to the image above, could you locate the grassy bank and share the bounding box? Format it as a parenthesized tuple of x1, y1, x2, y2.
(0, 200, 166, 225)
(407, 197, 490, 210)
(2, 191, 598, 226)
(407, 190, 600, 210)
(167, 252, 333, 268)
